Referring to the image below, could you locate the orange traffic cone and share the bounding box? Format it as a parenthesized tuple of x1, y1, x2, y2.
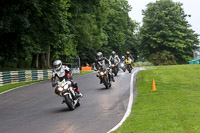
(151, 78, 157, 91)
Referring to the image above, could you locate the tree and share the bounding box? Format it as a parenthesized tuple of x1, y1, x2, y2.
(102, 0, 134, 57)
(139, 0, 199, 65)
(0, 0, 76, 69)
(68, 0, 104, 64)
(0, 0, 138, 70)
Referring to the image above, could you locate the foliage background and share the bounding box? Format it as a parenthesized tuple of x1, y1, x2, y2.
(0, 0, 138, 70)
(0, 0, 199, 70)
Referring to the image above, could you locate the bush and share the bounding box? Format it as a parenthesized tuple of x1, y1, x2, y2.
(148, 50, 177, 66)
(134, 61, 153, 67)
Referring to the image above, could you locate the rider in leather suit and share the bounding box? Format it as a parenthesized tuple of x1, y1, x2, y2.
(109, 51, 121, 64)
(94, 52, 115, 83)
(51, 60, 83, 98)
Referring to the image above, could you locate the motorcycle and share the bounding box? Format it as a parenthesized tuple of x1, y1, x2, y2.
(125, 57, 133, 73)
(111, 59, 119, 76)
(97, 64, 111, 89)
(55, 79, 80, 110)
(120, 61, 126, 72)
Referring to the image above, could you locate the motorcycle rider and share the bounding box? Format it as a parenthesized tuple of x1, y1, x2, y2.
(121, 56, 125, 62)
(51, 60, 83, 98)
(109, 51, 121, 65)
(125, 51, 134, 61)
(94, 52, 115, 83)
(125, 51, 134, 68)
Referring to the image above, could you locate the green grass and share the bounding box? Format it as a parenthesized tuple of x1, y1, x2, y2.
(134, 61, 153, 67)
(0, 70, 93, 93)
(74, 70, 94, 76)
(113, 64, 200, 133)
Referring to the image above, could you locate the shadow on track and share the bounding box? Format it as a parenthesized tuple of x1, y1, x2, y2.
(50, 107, 72, 113)
(96, 86, 113, 91)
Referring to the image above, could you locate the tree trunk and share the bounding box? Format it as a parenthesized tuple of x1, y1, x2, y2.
(36, 53, 39, 68)
(47, 45, 50, 68)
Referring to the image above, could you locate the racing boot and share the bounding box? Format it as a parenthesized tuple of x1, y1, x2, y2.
(72, 82, 83, 98)
(76, 91, 83, 98)
(62, 100, 65, 104)
(75, 87, 83, 98)
(112, 74, 115, 82)
(100, 78, 103, 84)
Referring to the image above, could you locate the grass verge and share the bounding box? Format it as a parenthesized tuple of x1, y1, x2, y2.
(0, 70, 93, 93)
(74, 70, 94, 76)
(134, 61, 153, 67)
(113, 64, 200, 133)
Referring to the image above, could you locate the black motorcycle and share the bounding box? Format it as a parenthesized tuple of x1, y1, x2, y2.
(97, 64, 111, 89)
(111, 59, 119, 76)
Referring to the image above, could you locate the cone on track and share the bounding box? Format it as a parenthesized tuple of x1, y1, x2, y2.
(151, 78, 156, 91)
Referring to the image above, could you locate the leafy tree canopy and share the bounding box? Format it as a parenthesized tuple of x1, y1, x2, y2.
(139, 0, 199, 65)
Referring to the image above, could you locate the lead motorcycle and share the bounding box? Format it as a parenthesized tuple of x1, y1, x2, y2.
(97, 64, 111, 89)
(111, 59, 119, 76)
(54, 79, 80, 110)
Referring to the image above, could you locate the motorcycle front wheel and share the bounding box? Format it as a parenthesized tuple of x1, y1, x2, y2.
(103, 76, 109, 89)
(65, 95, 75, 110)
(127, 65, 131, 73)
(114, 67, 118, 76)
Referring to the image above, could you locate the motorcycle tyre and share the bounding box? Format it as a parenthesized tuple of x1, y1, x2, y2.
(114, 67, 118, 76)
(65, 95, 75, 110)
(103, 76, 109, 89)
(127, 65, 131, 73)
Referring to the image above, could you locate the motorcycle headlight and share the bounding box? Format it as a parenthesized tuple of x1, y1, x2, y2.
(64, 84, 68, 90)
(58, 87, 63, 91)
(121, 64, 124, 67)
(112, 64, 115, 67)
(100, 71, 104, 75)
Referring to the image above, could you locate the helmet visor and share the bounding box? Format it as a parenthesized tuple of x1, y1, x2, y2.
(98, 55, 102, 60)
(54, 65, 59, 68)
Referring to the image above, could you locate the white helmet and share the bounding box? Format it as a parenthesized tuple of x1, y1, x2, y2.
(112, 51, 116, 56)
(97, 52, 103, 60)
(53, 60, 62, 71)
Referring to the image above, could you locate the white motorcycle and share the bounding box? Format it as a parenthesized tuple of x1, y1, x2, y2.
(55, 79, 80, 110)
(120, 61, 126, 72)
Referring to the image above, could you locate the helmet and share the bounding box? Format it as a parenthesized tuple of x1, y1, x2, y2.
(126, 51, 130, 56)
(122, 56, 125, 60)
(53, 60, 62, 71)
(97, 52, 103, 60)
(112, 51, 116, 56)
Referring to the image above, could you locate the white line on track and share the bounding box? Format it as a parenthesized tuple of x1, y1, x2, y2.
(107, 68, 139, 132)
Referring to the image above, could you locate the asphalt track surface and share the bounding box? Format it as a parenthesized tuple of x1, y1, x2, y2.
(0, 68, 138, 133)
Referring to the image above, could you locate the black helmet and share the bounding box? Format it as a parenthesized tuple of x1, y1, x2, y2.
(97, 52, 103, 60)
(53, 60, 62, 71)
